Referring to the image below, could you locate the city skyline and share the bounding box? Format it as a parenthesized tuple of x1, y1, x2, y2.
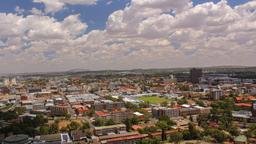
(0, 0, 255, 73)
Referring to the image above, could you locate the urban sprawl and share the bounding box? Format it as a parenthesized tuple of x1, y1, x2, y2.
(0, 68, 256, 144)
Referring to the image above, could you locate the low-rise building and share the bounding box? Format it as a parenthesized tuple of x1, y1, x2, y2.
(234, 135, 247, 144)
(49, 106, 69, 116)
(3, 134, 31, 144)
(93, 124, 126, 136)
(93, 100, 125, 111)
(179, 107, 200, 117)
(99, 132, 148, 144)
(232, 110, 252, 122)
(95, 110, 131, 123)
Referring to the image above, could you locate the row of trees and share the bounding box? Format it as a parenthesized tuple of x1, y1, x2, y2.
(1, 114, 48, 137)
(92, 118, 116, 127)
(39, 120, 90, 135)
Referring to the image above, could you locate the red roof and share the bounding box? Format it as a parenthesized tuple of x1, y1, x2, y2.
(235, 96, 243, 101)
(235, 103, 252, 107)
(248, 96, 256, 101)
(76, 107, 88, 113)
(95, 111, 108, 116)
(132, 125, 143, 130)
(106, 134, 147, 142)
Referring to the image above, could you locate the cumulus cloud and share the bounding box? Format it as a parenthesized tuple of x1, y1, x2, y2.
(0, 0, 256, 73)
(14, 6, 25, 15)
(33, 0, 97, 13)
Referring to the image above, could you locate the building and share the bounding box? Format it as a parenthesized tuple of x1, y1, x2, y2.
(3, 134, 31, 144)
(210, 89, 223, 100)
(252, 100, 256, 117)
(190, 68, 203, 84)
(35, 133, 71, 143)
(19, 113, 37, 122)
(194, 106, 212, 114)
(179, 107, 200, 116)
(70, 130, 88, 142)
(133, 112, 144, 120)
(152, 107, 179, 118)
(49, 106, 69, 116)
(234, 135, 247, 144)
(93, 124, 126, 136)
(232, 110, 252, 122)
(32, 103, 45, 111)
(93, 100, 125, 111)
(3, 78, 10, 86)
(28, 88, 42, 94)
(99, 132, 148, 144)
(66, 94, 99, 104)
(95, 110, 131, 123)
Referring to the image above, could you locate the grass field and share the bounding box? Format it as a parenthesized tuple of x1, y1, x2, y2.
(137, 96, 169, 104)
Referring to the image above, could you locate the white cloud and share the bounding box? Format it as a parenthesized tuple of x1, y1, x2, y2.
(14, 6, 25, 15)
(62, 14, 88, 38)
(30, 7, 43, 15)
(0, 0, 256, 73)
(33, 0, 97, 13)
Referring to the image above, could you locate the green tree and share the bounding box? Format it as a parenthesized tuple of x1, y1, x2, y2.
(177, 98, 188, 105)
(246, 124, 256, 137)
(196, 100, 205, 107)
(124, 118, 132, 132)
(93, 118, 105, 127)
(169, 132, 183, 144)
(105, 119, 115, 126)
(204, 128, 228, 143)
(81, 121, 90, 130)
(14, 107, 26, 115)
(229, 124, 240, 136)
(67, 121, 81, 131)
(86, 109, 95, 117)
(136, 137, 161, 144)
(125, 102, 139, 111)
(213, 130, 227, 143)
(188, 123, 200, 140)
(182, 130, 191, 140)
(34, 114, 47, 126)
(39, 126, 50, 135)
(60, 127, 68, 132)
(159, 116, 176, 126)
(139, 126, 157, 134)
(49, 123, 59, 134)
(156, 120, 169, 141)
(197, 114, 209, 128)
(161, 101, 168, 107)
(130, 117, 139, 125)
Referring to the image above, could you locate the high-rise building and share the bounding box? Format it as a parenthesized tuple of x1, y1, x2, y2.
(152, 107, 180, 118)
(190, 68, 203, 84)
(3, 78, 10, 86)
(10, 78, 17, 85)
(252, 100, 256, 117)
(210, 89, 223, 100)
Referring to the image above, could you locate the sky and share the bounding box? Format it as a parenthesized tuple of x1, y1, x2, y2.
(0, 0, 255, 73)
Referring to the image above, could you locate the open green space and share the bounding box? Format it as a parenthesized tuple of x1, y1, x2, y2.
(137, 96, 170, 104)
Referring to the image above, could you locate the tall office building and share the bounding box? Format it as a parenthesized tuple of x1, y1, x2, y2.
(252, 100, 256, 117)
(210, 89, 223, 100)
(190, 68, 203, 84)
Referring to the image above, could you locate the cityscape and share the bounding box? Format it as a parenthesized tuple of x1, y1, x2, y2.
(0, 0, 256, 144)
(1, 67, 256, 144)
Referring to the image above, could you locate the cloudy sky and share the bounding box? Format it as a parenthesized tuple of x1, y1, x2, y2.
(0, 0, 255, 73)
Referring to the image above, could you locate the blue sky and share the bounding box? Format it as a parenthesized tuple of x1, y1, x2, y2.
(0, 0, 252, 31)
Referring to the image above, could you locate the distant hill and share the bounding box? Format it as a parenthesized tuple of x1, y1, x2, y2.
(1, 66, 256, 77)
(66, 69, 90, 73)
